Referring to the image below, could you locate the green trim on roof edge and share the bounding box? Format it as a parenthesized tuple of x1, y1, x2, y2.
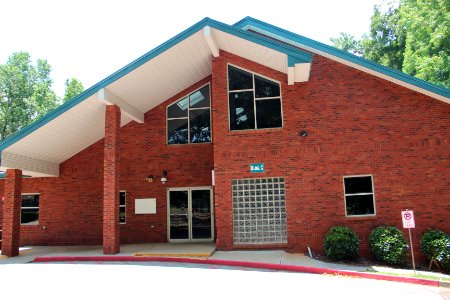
(234, 16, 450, 100)
(0, 17, 312, 153)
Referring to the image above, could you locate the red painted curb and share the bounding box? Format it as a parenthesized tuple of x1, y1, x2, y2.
(32, 256, 439, 287)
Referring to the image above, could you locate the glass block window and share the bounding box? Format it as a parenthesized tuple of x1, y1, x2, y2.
(228, 65, 282, 131)
(167, 84, 211, 144)
(232, 177, 287, 245)
(21, 194, 39, 225)
(343, 175, 376, 216)
(119, 191, 126, 224)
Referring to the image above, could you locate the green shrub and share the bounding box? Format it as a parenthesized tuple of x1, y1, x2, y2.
(420, 230, 450, 270)
(369, 226, 408, 266)
(323, 226, 360, 261)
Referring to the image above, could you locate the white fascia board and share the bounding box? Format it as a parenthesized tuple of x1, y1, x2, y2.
(203, 26, 220, 57)
(1, 151, 59, 177)
(97, 88, 145, 123)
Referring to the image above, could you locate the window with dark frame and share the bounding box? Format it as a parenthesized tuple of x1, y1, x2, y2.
(343, 176, 375, 216)
(21, 194, 39, 225)
(119, 191, 126, 224)
(167, 84, 211, 144)
(228, 65, 282, 131)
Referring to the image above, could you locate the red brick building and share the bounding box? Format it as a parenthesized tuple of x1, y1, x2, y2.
(1, 17, 449, 258)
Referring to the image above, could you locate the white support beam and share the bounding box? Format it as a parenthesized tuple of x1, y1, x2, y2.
(203, 26, 220, 57)
(287, 63, 311, 85)
(1, 151, 59, 177)
(288, 67, 295, 85)
(97, 88, 144, 123)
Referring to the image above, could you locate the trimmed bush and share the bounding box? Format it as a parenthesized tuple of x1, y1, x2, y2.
(323, 226, 360, 261)
(420, 230, 450, 270)
(369, 226, 408, 266)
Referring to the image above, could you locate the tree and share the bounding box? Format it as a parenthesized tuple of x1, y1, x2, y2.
(399, 0, 449, 87)
(331, 0, 449, 88)
(361, 2, 406, 71)
(0, 52, 59, 140)
(63, 78, 84, 102)
(330, 33, 363, 56)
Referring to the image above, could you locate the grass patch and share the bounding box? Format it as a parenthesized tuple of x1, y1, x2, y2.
(365, 269, 450, 282)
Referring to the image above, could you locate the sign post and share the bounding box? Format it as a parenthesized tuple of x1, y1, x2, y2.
(401, 209, 416, 274)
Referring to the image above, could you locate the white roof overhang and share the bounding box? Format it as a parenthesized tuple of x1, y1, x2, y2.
(0, 18, 312, 177)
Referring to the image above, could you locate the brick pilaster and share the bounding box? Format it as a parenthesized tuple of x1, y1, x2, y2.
(103, 105, 120, 254)
(1, 169, 22, 257)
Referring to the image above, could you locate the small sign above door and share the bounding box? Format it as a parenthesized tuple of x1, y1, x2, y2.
(250, 163, 265, 173)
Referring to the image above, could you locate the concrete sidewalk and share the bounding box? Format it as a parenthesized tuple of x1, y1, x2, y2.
(1, 244, 449, 286)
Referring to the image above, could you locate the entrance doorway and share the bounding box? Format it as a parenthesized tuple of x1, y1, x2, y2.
(168, 187, 214, 242)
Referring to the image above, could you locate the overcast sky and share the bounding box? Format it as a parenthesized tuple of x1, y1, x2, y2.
(1, 0, 381, 97)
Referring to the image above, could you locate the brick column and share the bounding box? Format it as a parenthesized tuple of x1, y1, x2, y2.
(1, 169, 22, 257)
(103, 105, 120, 254)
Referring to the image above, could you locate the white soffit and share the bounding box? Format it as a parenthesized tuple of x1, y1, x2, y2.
(213, 29, 288, 74)
(107, 30, 213, 113)
(3, 96, 132, 166)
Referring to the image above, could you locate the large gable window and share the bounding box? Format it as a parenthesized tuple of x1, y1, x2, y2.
(167, 84, 211, 144)
(228, 65, 282, 131)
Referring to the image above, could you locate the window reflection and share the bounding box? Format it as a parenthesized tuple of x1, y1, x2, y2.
(228, 66, 282, 130)
(167, 84, 211, 144)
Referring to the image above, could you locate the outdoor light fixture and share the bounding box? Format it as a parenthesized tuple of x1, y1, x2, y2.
(146, 171, 168, 184)
(299, 130, 309, 137)
(161, 170, 168, 184)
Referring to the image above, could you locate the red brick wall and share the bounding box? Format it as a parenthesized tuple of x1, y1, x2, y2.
(212, 51, 450, 259)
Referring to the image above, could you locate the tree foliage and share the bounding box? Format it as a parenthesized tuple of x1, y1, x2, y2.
(0, 52, 59, 140)
(400, 0, 449, 87)
(330, 33, 363, 56)
(63, 78, 84, 102)
(331, 0, 449, 88)
(0, 52, 84, 141)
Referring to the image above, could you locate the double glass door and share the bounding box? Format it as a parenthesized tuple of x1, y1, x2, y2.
(168, 187, 214, 242)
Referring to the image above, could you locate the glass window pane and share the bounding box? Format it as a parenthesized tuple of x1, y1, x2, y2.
(168, 97, 188, 118)
(228, 66, 253, 91)
(344, 176, 373, 194)
(346, 195, 375, 215)
(168, 119, 188, 144)
(189, 109, 211, 143)
(119, 207, 126, 223)
(170, 191, 188, 214)
(255, 75, 280, 98)
(255, 99, 282, 129)
(189, 85, 210, 108)
(229, 92, 255, 130)
(119, 192, 126, 206)
(21, 208, 39, 224)
(192, 190, 212, 239)
(22, 195, 39, 207)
